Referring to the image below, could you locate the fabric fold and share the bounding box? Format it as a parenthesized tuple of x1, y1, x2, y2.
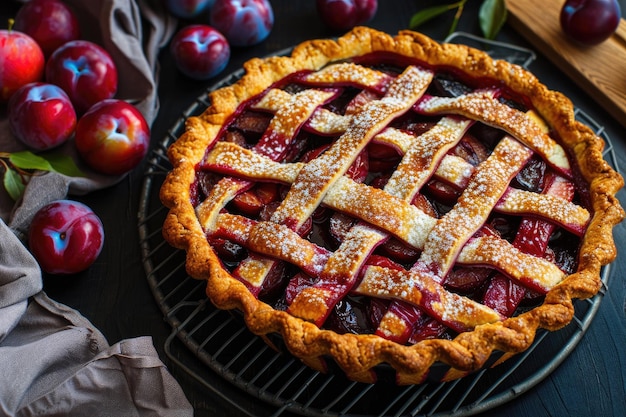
(0, 1, 193, 415)
(0, 219, 41, 343)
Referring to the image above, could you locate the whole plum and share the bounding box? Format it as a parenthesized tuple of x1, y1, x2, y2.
(74, 99, 150, 176)
(210, 0, 274, 46)
(8, 82, 77, 151)
(14, 0, 80, 57)
(560, 0, 621, 45)
(316, 0, 378, 32)
(170, 25, 230, 80)
(29, 200, 104, 275)
(0, 28, 45, 102)
(46, 40, 118, 114)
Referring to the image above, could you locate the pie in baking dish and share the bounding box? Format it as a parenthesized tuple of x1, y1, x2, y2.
(160, 27, 624, 383)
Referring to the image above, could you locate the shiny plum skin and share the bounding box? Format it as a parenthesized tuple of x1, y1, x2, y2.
(316, 0, 378, 32)
(45, 40, 118, 114)
(210, 0, 274, 46)
(14, 0, 80, 57)
(560, 0, 621, 45)
(29, 200, 104, 275)
(163, 0, 214, 18)
(0, 29, 45, 102)
(8, 82, 77, 151)
(170, 25, 230, 80)
(74, 99, 150, 176)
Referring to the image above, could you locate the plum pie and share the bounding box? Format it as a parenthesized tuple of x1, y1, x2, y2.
(160, 27, 624, 383)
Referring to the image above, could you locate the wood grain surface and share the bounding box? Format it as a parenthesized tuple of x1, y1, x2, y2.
(506, 0, 626, 127)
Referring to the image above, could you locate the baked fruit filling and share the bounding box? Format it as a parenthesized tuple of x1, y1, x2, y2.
(191, 60, 584, 341)
(161, 27, 623, 383)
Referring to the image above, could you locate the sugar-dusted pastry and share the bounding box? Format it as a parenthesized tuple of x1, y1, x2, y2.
(160, 27, 624, 384)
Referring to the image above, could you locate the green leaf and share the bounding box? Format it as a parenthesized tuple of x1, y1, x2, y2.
(479, 0, 508, 40)
(9, 150, 54, 172)
(3, 168, 25, 201)
(8, 150, 84, 177)
(409, 4, 457, 29)
(44, 152, 85, 177)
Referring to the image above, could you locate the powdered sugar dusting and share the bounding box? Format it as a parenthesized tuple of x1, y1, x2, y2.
(457, 235, 565, 291)
(271, 66, 433, 230)
(196, 177, 247, 232)
(495, 188, 590, 233)
(419, 136, 532, 274)
(301, 62, 393, 91)
(322, 225, 386, 278)
(323, 176, 437, 248)
(355, 265, 501, 331)
(235, 256, 276, 288)
(253, 88, 291, 111)
(192, 54, 585, 340)
(417, 90, 571, 176)
(435, 155, 474, 188)
(386, 117, 472, 195)
(205, 141, 302, 183)
(373, 128, 414, 153)
(307, 109, 350, 134)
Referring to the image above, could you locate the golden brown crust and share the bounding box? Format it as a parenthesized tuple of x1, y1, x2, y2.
(160, 27, 624, 383)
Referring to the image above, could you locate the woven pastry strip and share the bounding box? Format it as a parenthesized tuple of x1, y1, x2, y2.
(288, 116, 472, 324)
(232, 66, 434, 293)
(271, 66, 434, 229)
(484, 172, 577, 315)
(415, 94, 571, 177)
(373, 135, 532, 338)
(196, 88, 338, 234)
(371, 105, 585, 340)
(299, 62, 394, 94)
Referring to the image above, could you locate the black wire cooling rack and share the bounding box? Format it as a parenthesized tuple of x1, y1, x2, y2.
(138, 34, 619, 417)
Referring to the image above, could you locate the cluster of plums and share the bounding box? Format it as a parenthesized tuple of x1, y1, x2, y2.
(2, 0, 150, 175)
(165, 0, 378, 80)
(165, 0, 273, 80)
(1, 0, 152, 275)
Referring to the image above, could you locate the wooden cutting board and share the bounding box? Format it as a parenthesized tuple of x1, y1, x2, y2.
(505, 0, 626, 128)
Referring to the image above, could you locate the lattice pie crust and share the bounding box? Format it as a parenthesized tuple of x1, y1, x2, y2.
(161, 27, 624, 383)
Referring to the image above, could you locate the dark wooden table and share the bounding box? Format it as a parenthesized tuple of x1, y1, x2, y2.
(5, 1, 625, 416)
